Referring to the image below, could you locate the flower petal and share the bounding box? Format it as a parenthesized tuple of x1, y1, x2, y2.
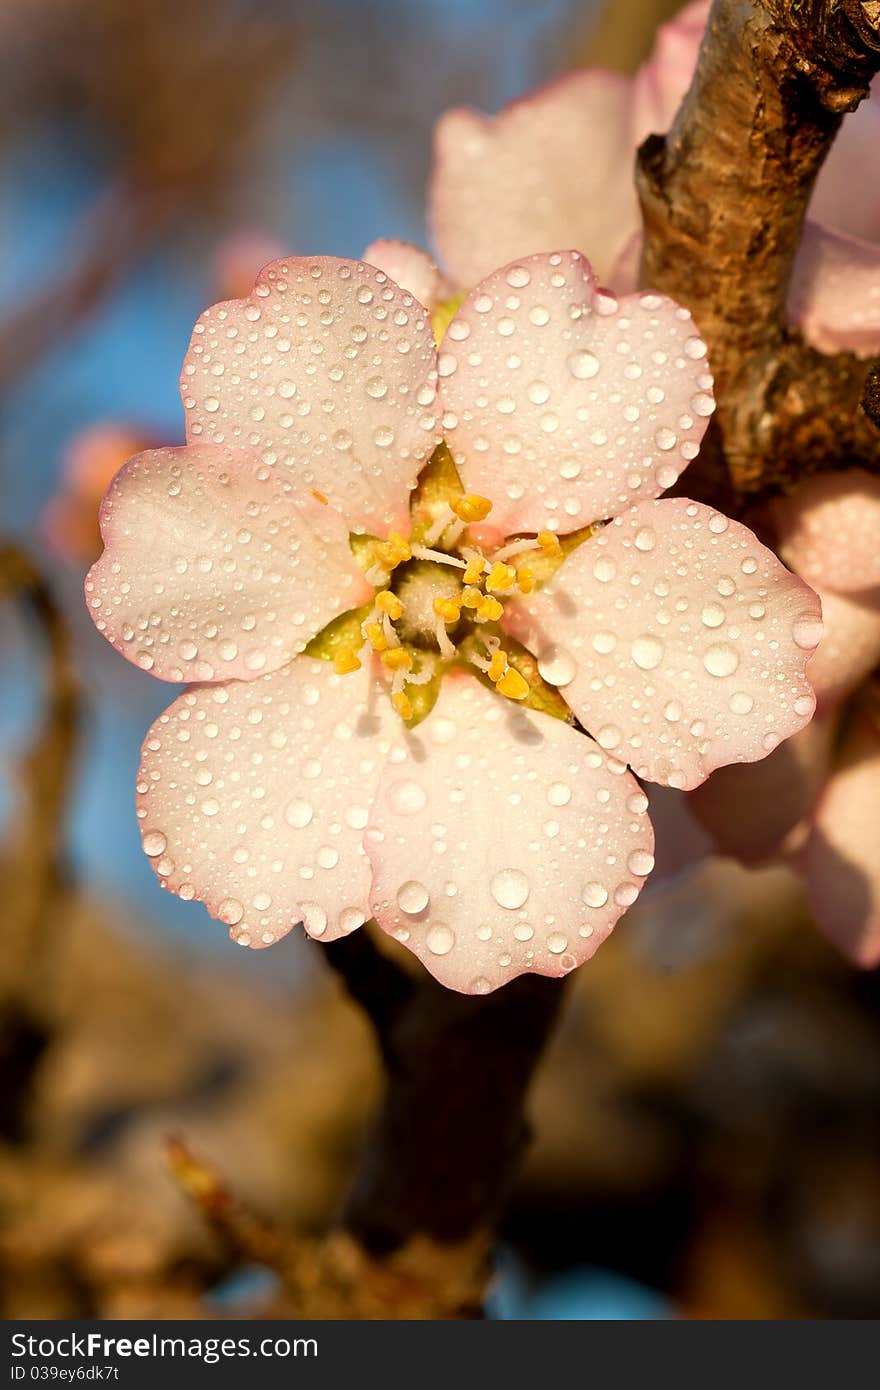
(770, 468, 880, 595)
(787, 222, 880, 358)
(85, 444, 370, 684)
(810, 79, 880, 244)
(136, 656, 396, 947)
(366, 674, 654, 993)
(179, 256, 439, 534)
(805, 586, 880, 709)
(505, 498, 822, 790)
(430, 72, 637, 288)
(361, 239, 451, 311)
(689, 709, 838, 863)
(629, 0, 710, 145)
(438, 251, 714, 536)
(799, 707, 880, 967)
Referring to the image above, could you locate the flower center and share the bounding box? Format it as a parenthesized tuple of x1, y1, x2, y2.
(331, 493, 567, 722)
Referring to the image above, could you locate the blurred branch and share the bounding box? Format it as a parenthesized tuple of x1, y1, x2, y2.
(0, 544, 80, 971)
(0, 544, 81, 1136)
(637, 0, 880, 497)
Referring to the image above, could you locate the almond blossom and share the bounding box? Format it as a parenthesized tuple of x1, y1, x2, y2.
(690, 471, 880, 966)
(429, 0, 880, 356)
(85, 251, 821, 993)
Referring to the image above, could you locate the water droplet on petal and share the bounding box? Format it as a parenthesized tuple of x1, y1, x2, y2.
(397, 880, 430, 914)
(490, 868, 530, 909)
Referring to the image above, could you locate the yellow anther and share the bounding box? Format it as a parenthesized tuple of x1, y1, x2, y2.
(516, 565, 536, 594)
(486, 560, 517, 593)
(463, 555, 487, 585)
(311, 488, 329, 505)
(376, 590, 404, 620)
(376, 531, 412, 569)
(452, 493, 493, 524)
(392, 690, 413, 721)
(382, 646, 412, 672)
(487, 650, 507, 683)
(537, 529, 561, 556)
(433, 595, 462, 624)
(476, 595, 504, 622)
(460, 585, 483, 610)
(364, 621, 388, 652)
(496, 666, 529, 701)
(333, 647, 362, 675)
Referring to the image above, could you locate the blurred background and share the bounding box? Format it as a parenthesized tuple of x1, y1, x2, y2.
(2, 0, 879, 1320)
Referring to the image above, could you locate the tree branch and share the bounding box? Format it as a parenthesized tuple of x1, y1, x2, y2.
(637, 0, 880, 496)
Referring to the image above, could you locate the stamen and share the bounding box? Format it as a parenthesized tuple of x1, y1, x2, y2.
(485, 560, 517, 594)
(432, 595, 462, 624)
(516, 565, 536, 594)
(434, 618, 457, 660)
(537, 529, 561, 556)
(363, 620, 387, 653)
(462, 552, 487, 585)
(311, 488, 329, 505)
(382, 646, 412, 672)
(492, 537, 540, 563)
(333, 647, 362, 675)
(423, 505, 457, 547)
(376, 532, 412, 570)
(475, 595, 504, 623)
(460, 585, 483, 610)
(392, 690, 413, 721)
(406, 659, 436, 686)
(487, 649, 507, 683)
(496, 667, 529, 701)
(452, 493, 493, 524)
(410, 543, 467, 569)
(376, 590, 404, 620)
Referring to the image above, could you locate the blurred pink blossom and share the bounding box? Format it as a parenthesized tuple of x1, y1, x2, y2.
(691, 471, 880, 967)
(428, 0, 880, 356)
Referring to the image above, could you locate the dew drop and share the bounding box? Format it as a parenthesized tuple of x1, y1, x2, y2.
(567, 349, 600, 380)
(397, 880, 430, 914)
(703, 643, 739, 677)
(792, 615, 823, 650)
(388, 779, 428, 814)
(537, 647, 576, 687)
(426, 924, 455, 955)
(631, 634, 664, 670)
(491, 868, 530, 909)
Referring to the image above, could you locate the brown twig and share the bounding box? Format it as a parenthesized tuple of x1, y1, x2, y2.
(637, 0, 880, 497)
(0, 544, 80, 973)
(323, 930, 568, 1257)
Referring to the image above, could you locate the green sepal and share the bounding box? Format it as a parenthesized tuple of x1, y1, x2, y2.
(458, 632, 573, 723)
(398, 654, 446, 729)
(304, 602, 373, 661)
(409, 441, 465, 543)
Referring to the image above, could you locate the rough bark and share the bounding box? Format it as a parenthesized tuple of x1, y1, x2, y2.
(638, 0, 880, 497)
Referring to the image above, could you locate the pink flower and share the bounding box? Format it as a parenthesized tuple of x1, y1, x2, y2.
(691, 470, 880, 966)
(43, 422, 159, 564)
(429, 0, 880, 356)
(85, 251, 820, 993)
